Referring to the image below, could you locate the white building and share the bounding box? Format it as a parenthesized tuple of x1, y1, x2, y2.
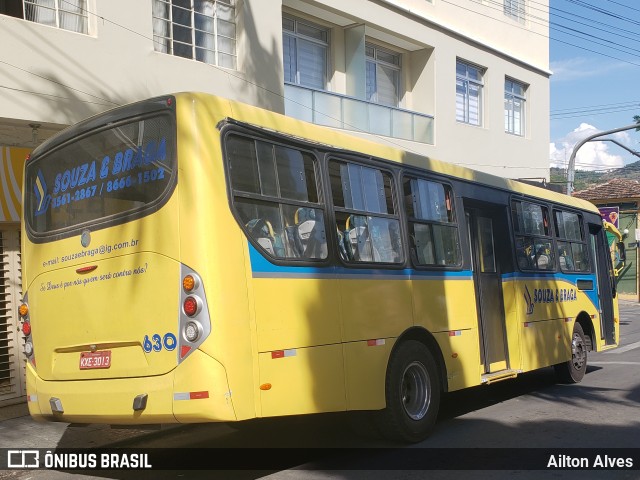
(0, 0, 549, 405)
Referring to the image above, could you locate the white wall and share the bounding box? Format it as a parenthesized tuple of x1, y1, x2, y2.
(0, 0, 550, 179)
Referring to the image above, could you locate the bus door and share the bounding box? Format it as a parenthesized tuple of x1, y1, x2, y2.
(466, 208, 509, 374)
(589, 224, 616, 345)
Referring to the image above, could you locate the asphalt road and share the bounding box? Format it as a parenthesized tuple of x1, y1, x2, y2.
(2, 300, 640, 480)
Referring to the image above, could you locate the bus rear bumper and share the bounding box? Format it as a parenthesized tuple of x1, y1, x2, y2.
(26, 350, 236, 424)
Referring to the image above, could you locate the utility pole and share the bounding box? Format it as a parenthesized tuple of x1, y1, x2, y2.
(566, 123, 639, 196)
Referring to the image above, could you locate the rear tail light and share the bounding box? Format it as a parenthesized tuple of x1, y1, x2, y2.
(182, 274, 199, 292)
(22, 321, 31, 336)
(177, 267, 211, 364)
(183, 296, 200, 317)
(19, 296, 35, 365)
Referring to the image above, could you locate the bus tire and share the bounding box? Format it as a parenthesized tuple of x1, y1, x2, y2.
(554, 322, 587, 384)
(377, 340, 441, 443)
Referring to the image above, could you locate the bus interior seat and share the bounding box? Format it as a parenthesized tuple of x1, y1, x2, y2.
(346, 215, 372, 262)
(336, 228, 349, 261)
(246, 218, 278, 257)
(294, 208, 327, 259)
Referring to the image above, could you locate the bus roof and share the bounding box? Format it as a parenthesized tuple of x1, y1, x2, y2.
(32, 91, 599, 216)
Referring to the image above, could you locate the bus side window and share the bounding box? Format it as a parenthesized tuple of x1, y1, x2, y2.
(329, 160, 403, 265)
(554, 210, 589, 273)
(403, 177, 460, 267)
(511, 200, 555, 271)
(226, 134, 327, 261)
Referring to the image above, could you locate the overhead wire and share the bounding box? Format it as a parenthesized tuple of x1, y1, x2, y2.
(8, 0, 638, 172)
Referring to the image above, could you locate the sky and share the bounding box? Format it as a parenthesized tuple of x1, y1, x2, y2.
(549, 0, 640, 172)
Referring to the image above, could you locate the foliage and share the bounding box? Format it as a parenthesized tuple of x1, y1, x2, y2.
(551, 159, 640, 194)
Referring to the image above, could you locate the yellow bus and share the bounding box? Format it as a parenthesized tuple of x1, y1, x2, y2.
(20, 93, 619, 442)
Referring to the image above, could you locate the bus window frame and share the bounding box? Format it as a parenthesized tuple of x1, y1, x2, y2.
(399, 171, 463, 271)
(24, 106, 178, 244)
(221, 126, 333, 267)
(552, 207, 592, 274)
(327, 155, 406, 268)
(510, 197, 557, 273)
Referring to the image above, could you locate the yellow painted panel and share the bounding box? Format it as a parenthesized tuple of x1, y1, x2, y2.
(520, 318, 571, 371)
(340, 279, 412, 342)
(343, 339, 395, 410)
(433, 329, 482, 391)
(253, 278, 342, 351)
(258, 344, 346, 417)
(29, 252, 179, 381)
(501, 280, 523, 371)
(32, 366, 176, 424)
(172, 350, 236, 422)
(413, 279, 477, 332)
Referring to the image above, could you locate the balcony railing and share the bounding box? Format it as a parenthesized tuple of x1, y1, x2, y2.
(284, 84, 434, 145)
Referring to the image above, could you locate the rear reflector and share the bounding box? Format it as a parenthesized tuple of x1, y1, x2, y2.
(173, 391, 209, 401)
(271, 349, 296, 359)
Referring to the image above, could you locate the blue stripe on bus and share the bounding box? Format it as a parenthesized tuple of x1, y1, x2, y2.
(248, 245, 473, 280)
(248, 245, 602, 309)
(502, 271, 600, 309)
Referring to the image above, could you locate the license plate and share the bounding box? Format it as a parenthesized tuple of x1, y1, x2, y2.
(79, 350, 111, 370)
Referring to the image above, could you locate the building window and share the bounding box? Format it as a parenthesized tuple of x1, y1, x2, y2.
(505, 78, 526, 136)
(153, 0, 237, 69)
(282, 15, 329, 90)
(504, 0, 525, 22)
(366, 43, 401, 107)
(456, 60, 484, 126)
(23, 0, 88, 34)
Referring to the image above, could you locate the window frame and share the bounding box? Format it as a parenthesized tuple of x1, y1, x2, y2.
(23, 0, 89, 34)
(511, 199, 556, 272)
(401, 173, 462, 270)
(152, 0, 237, 69)
(282, 13, 330, 91)
(365, 41, 403, 107)
(222, 129, 330, 265)
(553, 209, 591, 274)
(504, 0, 526, 23)
(456, 59, 485, 127)
(328, 156, 405, 266)
(505, 77, 527, 136)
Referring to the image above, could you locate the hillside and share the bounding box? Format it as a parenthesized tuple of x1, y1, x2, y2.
(551, 160, 640, 193)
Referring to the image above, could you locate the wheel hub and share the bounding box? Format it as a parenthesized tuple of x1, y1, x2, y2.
(401, 361, 431, 420)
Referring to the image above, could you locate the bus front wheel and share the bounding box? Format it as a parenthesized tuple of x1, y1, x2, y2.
(377, 340, 441, 443)
(554, 322, 587, 384)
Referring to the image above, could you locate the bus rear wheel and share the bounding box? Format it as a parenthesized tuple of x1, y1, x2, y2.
(377, 340, 441, 443)
(554, 322, 587, 384)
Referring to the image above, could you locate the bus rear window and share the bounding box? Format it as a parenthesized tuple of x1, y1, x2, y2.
(25, 114, 175, 238)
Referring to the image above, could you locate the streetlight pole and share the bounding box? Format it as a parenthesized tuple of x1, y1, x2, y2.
(566, 123, 639, 196)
